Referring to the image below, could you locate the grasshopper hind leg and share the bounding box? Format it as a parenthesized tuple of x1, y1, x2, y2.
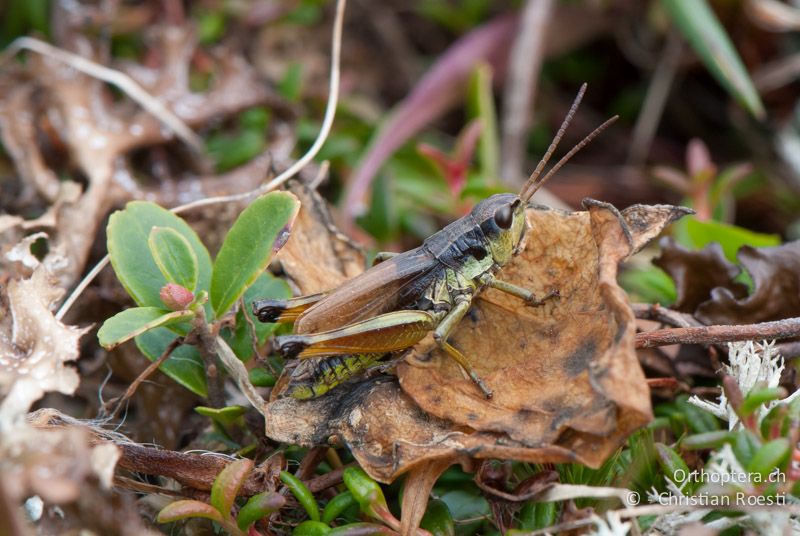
(433, 297, 493, 398)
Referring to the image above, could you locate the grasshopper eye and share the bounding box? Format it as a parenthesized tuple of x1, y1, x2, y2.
(494, 204, 514, 229)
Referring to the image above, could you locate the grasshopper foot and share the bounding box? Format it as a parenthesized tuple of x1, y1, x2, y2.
(525, 288, 559, 307)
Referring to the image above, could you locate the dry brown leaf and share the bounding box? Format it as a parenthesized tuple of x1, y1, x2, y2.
(695, 241, 800, 325)
(275, 179, 365, 295)
(653, 238, 748, 313)
(0, 268, 89, 427)
(264, 201, 689, 484)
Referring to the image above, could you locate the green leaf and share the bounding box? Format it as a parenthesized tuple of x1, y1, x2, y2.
(342, 467, 388, 521)
(279, 63, 304, 102)
(210, 192, 300, 318)
(518, 501, 558, 531)
(675, 396, 721, 433)
(148, 226, 199, 291)
(157, 499, 224, 524)
(655, 444, 691, 487)
(747, 438, 790, 480)
(281, 471, 320, 522)
(197, 10, 226, 44)
(293, 520, 332, 535)
(211, 458, 254, 517)
(740, 387, 786, 417)
(661, 0, 765, 120)
(135, 327, 207, 397)
(249, 367, 277, 387)
(682, 217, 780, 262)
(195, 405, 246, 428)
(207, 129, 266, 172)
(467, 63, 499, 183)
(681, 430, 733, 450)
(619, 266, 677, 305)
(107, 201, 213, 318)
(322, 492, 357, 524)
(327, 522, 394, 535)
(420, 499, 455, 536)
(223, 272, 292, 361)
(732, 429, 761, 466)
(236, 491, 285, 530)
(438, 489, 490, 533)
(98, 307, 193, 350)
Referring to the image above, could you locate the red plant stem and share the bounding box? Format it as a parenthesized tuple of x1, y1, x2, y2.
(635, 317, 800, 349)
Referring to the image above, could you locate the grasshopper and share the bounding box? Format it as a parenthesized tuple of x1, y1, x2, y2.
(255, 85, 616, 399)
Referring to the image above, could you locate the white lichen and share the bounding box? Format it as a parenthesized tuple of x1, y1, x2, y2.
(688, 340, 800, 429)
(587, 511, 631, 536)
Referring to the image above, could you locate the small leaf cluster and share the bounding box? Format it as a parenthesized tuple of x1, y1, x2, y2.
(157, 458, 284, 536)
(285, 467, 443, 535)
(98, 192, 298, 396)
(656, 382, 800, 503)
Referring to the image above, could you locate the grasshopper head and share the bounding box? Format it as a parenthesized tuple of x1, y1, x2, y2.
(472, 193, 528, 266)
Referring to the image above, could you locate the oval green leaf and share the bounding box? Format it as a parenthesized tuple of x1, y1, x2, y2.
(293, 520, 332, 536)
(420, 499, 455, 536)
(195, 405, 246, 427)
(135, 327, 207, 397)
(747, 438, 791, 480)
(681, 430, 733, 450)
(107, 201, 213, 317)
(321, 492, 356, 525)
(98, 307, 194, 350)
(342, 467, 387, 520)
(662, 0, 765, 120)
(683, 217, 781, 262)
(281, 470, 320, 522)
(222, 272, 292, 361)
(148, 226, 199, 291)
(236, 491, 285, 530)
(157, 499, 224, 524)
(211, 458, 254, 517)
(741, 387, 786, 417)
(210, 191, 300, 318)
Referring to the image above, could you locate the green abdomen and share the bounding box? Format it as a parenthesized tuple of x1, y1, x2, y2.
(282, 353, 385, 400)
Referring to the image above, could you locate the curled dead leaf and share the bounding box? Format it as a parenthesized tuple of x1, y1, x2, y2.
(653, 238, 747, 313)
(274, 180, 365, 295)
(264, 201, 690, 483)
(0, 267, 89, 428)
(695, 241, 800, 325)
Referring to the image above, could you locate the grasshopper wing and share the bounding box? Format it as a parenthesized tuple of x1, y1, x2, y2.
(294, 247, 438, 334)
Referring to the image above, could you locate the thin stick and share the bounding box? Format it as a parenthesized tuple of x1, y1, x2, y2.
(54, 0, 347, 321)
(104, 337, 183, 418)
(520, 83, 586, 201)
(56, 255, 110, 320)
(635, 317, 800, 349)
(632, 302, 701, 328)
(0, 37, 203, 152)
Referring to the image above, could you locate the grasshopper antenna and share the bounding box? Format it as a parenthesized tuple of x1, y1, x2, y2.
(520, 83, 618, 202)
(520, 83, 586, 202)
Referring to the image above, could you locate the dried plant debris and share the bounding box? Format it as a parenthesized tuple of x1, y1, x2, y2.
(0, 16, 276, 290)
(653, 238, 748, 313)
(655, 239, 800, 325)
(0, 266, 89, 428)
(274, 179, 366, 295)
(264, 201, 690, 482)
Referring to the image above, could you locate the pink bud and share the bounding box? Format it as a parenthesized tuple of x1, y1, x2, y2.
(160, 283, 194, 310)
